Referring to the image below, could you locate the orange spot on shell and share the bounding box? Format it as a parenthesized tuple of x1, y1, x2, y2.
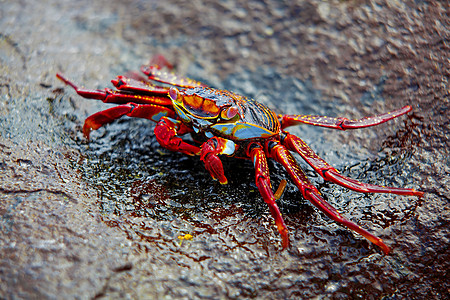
(203, 99, 220, 115)
(185, 95, 203, 110)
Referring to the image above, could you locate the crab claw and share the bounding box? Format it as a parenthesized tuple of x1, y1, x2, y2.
(200, 145, 228, 185)
(200, 137, 236, 185)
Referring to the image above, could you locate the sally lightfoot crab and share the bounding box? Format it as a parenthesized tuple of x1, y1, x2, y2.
(56, 56, 423, 254)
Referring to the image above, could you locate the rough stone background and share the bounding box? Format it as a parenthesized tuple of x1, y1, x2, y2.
(0, 0, 448, 299)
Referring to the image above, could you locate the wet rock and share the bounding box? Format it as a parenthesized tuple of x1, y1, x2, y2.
(0, 0, 448, 298)
(0, 139, 129, 298)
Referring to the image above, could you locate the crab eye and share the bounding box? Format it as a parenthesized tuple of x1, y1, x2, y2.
(169, 87, 180, 103)
(221, 106, 239, 120)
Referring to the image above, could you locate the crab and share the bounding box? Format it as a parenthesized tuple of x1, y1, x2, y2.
(56, 56, 423, 254)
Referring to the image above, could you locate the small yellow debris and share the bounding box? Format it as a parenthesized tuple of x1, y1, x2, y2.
(183, 233, 193, 240)
(178, 233, 193, 245)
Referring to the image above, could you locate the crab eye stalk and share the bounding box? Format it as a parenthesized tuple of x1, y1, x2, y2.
(220, 106, 239, 120)
(169, 87, 181, 103)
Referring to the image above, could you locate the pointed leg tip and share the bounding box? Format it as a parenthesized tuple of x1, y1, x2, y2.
(278, 227, 290, 249)
(414, 190, 425, 198)
(281, 236, 290, 249)
(82, 125, 92, 140)
(380, 244, 391, 255)
(56, 73, 69, 84)
(370, 236, 391, 255)
(56, 73, 79, 90)
(209, 174, 228, 185)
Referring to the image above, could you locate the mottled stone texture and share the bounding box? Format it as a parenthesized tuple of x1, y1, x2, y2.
(0, 0, 448, 298)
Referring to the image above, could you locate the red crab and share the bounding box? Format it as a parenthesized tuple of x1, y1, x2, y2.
(56, 56, 423, 254)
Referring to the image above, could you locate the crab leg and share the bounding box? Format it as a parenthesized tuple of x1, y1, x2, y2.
(267, 142, 391, 254)
(248, 144, 290, 248)
(282, 133, 424, 197)
(111, 76, 170, 96)
(281, 106, 412, 130)
(141, 65, 207, 88)
(83, 103, 175, 139)
(56, 73, 172, 106)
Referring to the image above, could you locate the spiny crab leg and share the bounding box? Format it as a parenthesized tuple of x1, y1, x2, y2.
(248, 143, 289, 248)
(83, 103, 175, 139)
(111, 75, 172, 96)
(268, 141, 391, 254)
(281, 105, 412, 130)
(141, 65, 207, 88)
(56, 73, 172, 106)
(283, 133, 424, 197)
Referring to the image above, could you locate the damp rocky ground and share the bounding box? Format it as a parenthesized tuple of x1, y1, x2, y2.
(0, 0, 448, 299)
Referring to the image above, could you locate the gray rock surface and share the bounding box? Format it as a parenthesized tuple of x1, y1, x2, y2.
(1, 0, 448, 298)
